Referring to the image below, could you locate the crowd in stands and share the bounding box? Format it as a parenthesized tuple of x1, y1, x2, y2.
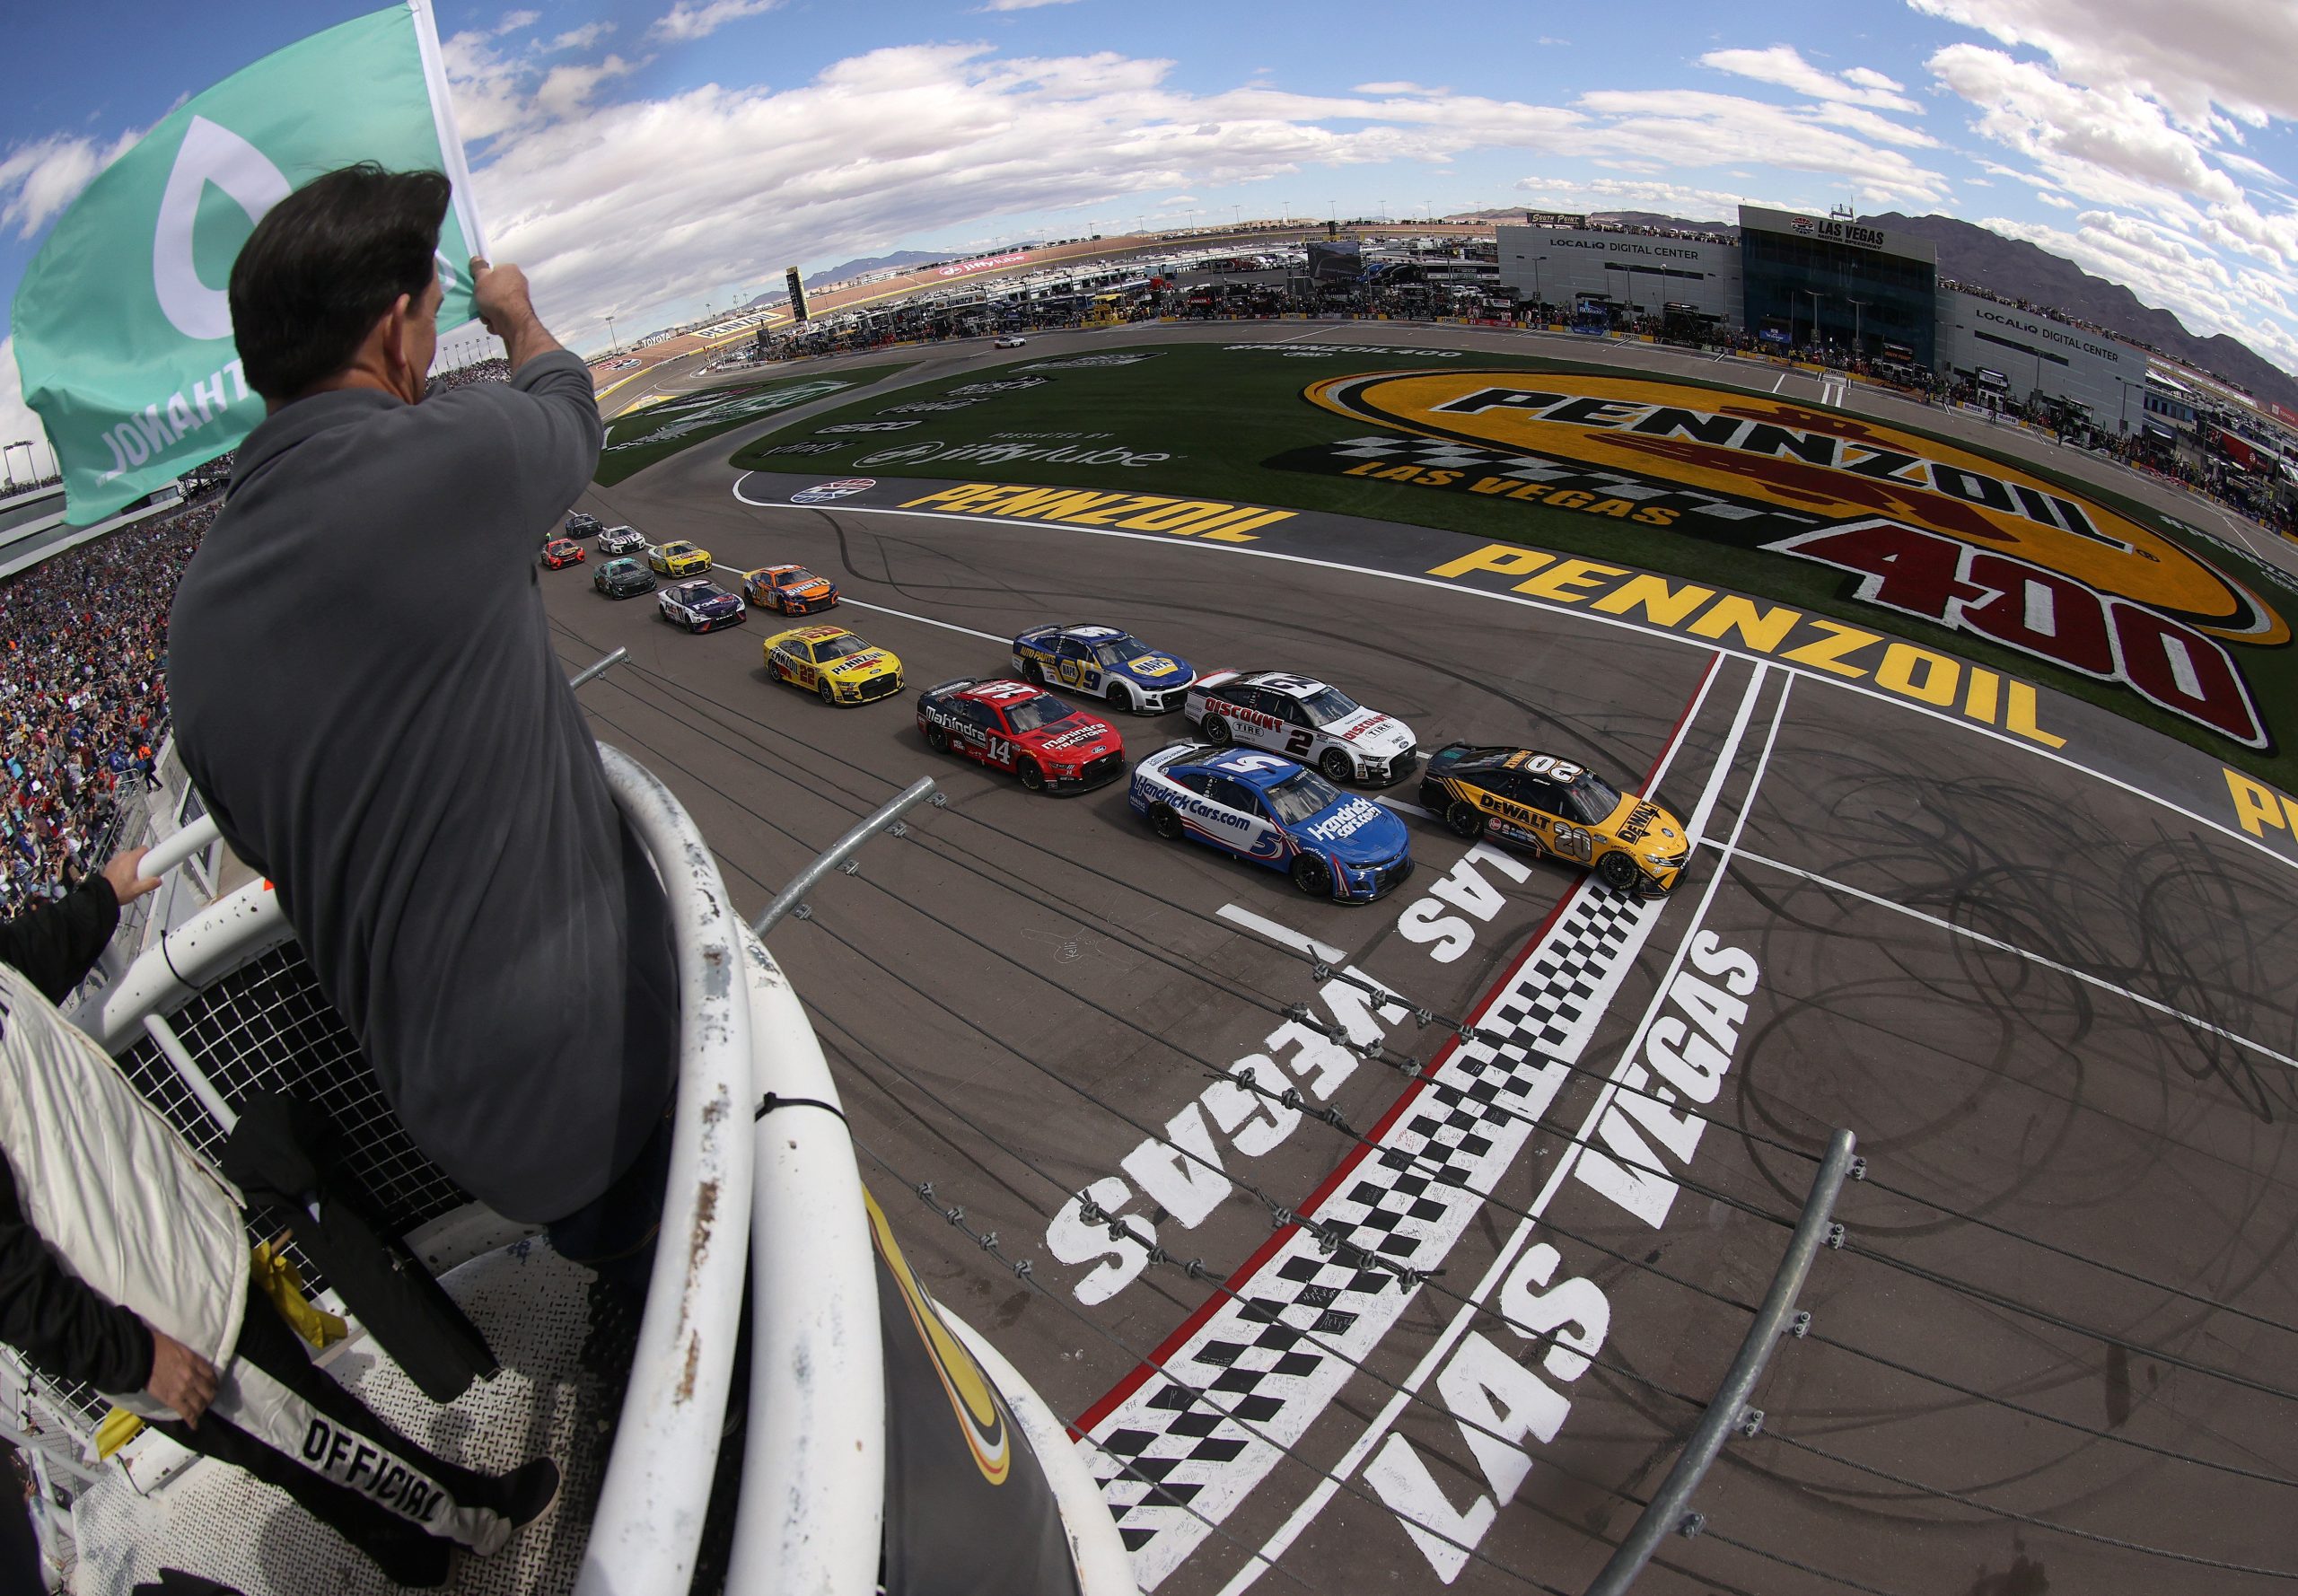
(2, 473, 63, 495)
(432, 354, 510, 390)
(0, 495, 215, 917)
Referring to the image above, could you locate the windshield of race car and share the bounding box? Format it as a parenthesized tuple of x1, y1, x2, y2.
(815, 633, 872, 660)
(1566, 772, 1624, 823)
(1091, 636, 1158, 669)
(775, 570, 811, 587)
(605, 558, 640, 574)
(675, 581, 719, 601)
(1265, 768, 1346, 825)
(1297, 685, 1361, 726)
(1004, 694, 1079, 732)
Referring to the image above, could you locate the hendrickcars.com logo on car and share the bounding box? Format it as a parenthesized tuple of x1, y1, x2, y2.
(1295, 370, 2285, 749)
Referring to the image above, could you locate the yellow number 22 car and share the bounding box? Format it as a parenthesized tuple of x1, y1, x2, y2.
(1419, 743, 1690, 895)
(763, 625, 905, 706)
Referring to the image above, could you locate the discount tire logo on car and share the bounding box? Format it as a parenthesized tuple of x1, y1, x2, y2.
(1297, 370, 2287, 749)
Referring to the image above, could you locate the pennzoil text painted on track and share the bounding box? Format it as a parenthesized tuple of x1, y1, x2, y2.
(1011, 623, 1196, 715)
(540, 538, 586, 569)
(1186, 670, 1418, 785)
(1420, 743, 1689, 894)
(592, 557, 655, 599)
(598, 524, 646, 556)
(743, 564, 840, 615)
(766, 625, 906, 706)
(658, 578, 745, 633)
(917, 678, 1126, 793)
(645, 538, 712, 576)
(1132, 744, 1416, 902)
(565, 511, 602, 539)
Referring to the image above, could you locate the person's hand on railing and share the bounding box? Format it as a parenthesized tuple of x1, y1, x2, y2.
(101, 847, 162, 905)
(145, 1329, 219, 1427)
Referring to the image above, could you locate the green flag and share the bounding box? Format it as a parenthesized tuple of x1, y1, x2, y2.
(12, 2, 488, 525)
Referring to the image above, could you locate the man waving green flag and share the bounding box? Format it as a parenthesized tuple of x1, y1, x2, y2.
(12, 1, 487, 524)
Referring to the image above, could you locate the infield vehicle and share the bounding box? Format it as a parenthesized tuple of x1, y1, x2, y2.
(993, 334, 1028, 348)
(1420, 744, 1690, 895)
(540, 538, 586, 568)
(599, 524, 647, 556)
(1131, 745, 1413, 901)
(658, 578, 745, 633)
(1012, 622, 1195, 714)
(744, 564, 840, 615)
(1186, 670, 1418, 785)
(646, 539, 713, 576)
(766, 625, 905, 705)
(566, 511, 603, 538)
(593, 557, 656, 599)
(917, 678, 1124, 793)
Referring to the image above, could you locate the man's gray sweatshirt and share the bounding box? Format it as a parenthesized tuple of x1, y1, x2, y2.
(167, 352, 676, 1223)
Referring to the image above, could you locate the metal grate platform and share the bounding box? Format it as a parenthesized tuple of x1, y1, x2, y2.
(71, 1239, 628, 1596)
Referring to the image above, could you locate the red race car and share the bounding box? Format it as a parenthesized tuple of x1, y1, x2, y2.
(541, 538, 587, 568)
(916, 678, 1125, 793)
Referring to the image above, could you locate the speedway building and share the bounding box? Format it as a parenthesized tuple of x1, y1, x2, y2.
(1496, 206, 2151, 434)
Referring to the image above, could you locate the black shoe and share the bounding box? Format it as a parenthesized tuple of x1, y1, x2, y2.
(492, 1457, 562, 1530)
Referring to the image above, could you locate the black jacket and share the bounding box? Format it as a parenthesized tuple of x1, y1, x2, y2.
(0, 879, 153, 1392)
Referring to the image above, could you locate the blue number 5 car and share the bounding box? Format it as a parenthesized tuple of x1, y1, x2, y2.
(1129, 744, 1414, 900)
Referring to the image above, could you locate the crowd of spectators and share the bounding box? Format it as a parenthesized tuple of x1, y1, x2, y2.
(0, 495, 215, 918)
(431, 354, 510, 391)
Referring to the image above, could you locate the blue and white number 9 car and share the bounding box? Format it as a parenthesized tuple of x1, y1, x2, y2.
(1130, 744, 1414, 901)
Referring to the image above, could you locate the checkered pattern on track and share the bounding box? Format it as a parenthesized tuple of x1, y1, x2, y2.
(1085, 880, 1664, 1588)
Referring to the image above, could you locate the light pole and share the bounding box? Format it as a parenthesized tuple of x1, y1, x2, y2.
(605, 313, 618, 354)
(1803, 288, 1824, 353)
(1845, 297, 1870, 361)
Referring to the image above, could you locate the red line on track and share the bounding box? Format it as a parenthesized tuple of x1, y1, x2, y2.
(1071, 651, 1725, 1437)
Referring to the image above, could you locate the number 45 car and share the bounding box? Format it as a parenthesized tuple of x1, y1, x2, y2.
(916, 679, 1124, 793)
(1420, 744, 1689, 894)
(1131, 745, 1413, 901)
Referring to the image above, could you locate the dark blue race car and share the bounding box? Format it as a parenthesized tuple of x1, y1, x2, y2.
(1011, 622, 1196, 714)
(1129, 743, 1414, 901)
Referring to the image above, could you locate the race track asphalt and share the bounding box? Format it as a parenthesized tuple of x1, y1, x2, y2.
(545, 323, 2298, 1596)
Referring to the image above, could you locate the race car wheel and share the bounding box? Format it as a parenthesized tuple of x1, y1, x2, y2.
(1290, 855, 1333, 898)
(1598, 851, 1640, 892)
(925, 723, 951, 752)
(1106, 681, 1135, 715)
(1149, 804, 1184, 840)
(1319, 748, 1354, 784)
(1201, 714, 1232, 746)
(817, 680, 837, 706)
(1018, 759, 1046, 793)
(1020, 658, 1044, 684)
(1445, 801, 1487, 841)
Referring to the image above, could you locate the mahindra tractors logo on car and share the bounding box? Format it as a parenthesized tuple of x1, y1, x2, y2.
(1305, 370, 2287, 749)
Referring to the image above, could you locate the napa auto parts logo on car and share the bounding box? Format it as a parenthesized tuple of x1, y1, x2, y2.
(1299, 371, 2285, 749)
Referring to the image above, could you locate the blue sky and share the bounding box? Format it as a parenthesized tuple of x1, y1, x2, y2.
(5, 0, 2297, 459)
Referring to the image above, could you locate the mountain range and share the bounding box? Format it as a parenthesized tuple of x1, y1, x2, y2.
(1583, 208, 2295, 414)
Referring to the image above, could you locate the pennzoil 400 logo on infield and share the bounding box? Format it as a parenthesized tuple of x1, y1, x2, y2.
(1288, 371, 2286, 749)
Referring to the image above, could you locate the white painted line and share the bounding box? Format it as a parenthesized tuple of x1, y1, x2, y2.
(1772, 373, 1788, 393)
(1731, 846, 2298, 1073)
(1224, 671, 1791, 1593)
(736, 486, 2298, 878)
(1375, 796, 1436, 821)
(1215, 903, 1346, 964)
(1642, 649, 1724, 803)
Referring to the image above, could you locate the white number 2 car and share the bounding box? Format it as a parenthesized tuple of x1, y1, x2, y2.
(1184, 670, 1418, 785)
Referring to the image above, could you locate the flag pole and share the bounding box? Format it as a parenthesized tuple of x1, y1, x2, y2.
(407, 0, 489, 260)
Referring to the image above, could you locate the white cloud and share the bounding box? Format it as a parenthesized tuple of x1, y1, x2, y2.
(0, 337, 51, 465)
(1908, 0, 2298, 129)
(650, 0, 781, 40)
(1699, 45, 1923, 113)
(1567, 88, 1950, 206)
(1514, 174, 1783, 220)
(495, 9, 540, 34)
(978, 0, 1085, 9)
(0, 127, 140, 240)
(546, 22, 616, 53)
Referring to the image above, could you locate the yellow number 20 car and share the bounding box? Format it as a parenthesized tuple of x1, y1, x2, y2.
(645, 539, 713, 576)
(1419, 743, 1690, 895)
(763, 625, 905, 706)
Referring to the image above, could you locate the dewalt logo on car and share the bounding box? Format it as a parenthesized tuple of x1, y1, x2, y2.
(1295, 370, 2285, 750)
